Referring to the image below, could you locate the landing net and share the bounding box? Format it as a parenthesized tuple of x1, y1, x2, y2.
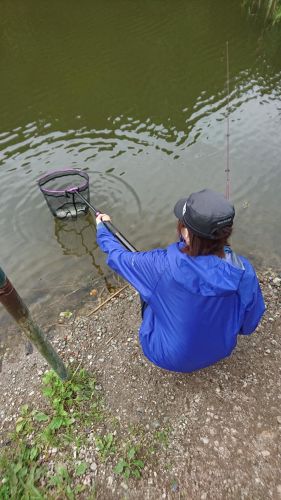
(38, 169, 90, 220)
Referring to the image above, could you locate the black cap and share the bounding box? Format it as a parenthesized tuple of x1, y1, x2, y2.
(174, 189, 235, 240)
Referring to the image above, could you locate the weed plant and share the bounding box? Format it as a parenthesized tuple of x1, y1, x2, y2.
(243, 0, 281, 23)
(0, 368, 169, 498)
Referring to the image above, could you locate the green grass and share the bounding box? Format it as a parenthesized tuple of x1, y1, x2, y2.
(0, 368, 100, 499)
(114, 445, 144, 479)
(95, 432, 116, 461)
(0, 368, 169, 498)
(243, 0, 281, 23)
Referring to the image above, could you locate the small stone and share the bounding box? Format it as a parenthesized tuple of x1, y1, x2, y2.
(90, 462, 97, 472)
(152, 420, 160, 429)
(107, 476, 114, 487)
(121, 482, 128, 490)
(261, 450, 270, 457)
(83, 475, 91, 486)
(277, 416, 281, 424)
(201, 437, 209, 445)
(273, 277, 281, 286)
(265, 349, 271, 355)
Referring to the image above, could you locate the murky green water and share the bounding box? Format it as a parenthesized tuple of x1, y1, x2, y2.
(1, 1, 281, 342)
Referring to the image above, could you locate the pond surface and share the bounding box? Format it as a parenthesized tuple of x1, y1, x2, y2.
(1, 0, 281, 343)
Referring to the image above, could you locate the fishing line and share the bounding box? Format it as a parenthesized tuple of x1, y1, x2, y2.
(225, 41, 231, 200)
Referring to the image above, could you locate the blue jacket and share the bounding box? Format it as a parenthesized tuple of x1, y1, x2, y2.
(97, 224, 265, 372)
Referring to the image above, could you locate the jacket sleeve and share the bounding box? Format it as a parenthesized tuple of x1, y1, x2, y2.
(240, 278, 265, 335)
(96, 223, 166, 302)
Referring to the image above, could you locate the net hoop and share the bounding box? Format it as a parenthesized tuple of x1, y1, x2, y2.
(38, 169, 90, 219)
(38, 169, 89, 197)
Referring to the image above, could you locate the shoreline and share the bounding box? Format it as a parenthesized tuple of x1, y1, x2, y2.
(0, 267, 280, 498)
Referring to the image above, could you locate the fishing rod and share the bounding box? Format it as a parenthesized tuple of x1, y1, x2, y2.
(225, 41, 230, 200)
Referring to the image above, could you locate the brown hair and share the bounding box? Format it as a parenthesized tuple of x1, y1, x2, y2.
(177, 221, 232, 258)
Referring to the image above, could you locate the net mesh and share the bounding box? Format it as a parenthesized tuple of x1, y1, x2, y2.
(38, 169, 90, 220)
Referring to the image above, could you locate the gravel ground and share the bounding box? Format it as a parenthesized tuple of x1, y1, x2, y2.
(0, 268, 280, 499)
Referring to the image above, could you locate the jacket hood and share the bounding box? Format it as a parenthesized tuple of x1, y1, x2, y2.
(167, 243, 245, 297)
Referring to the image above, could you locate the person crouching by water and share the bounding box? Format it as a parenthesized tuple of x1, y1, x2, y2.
(96, 189, 265, 373)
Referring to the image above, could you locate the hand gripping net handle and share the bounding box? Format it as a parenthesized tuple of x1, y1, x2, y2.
(74, 190, 137, 252)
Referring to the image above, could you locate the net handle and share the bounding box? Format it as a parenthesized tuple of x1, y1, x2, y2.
(74, 190, 137, 252)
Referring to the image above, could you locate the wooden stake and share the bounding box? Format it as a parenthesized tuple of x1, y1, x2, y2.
(0, 267, 68, 380)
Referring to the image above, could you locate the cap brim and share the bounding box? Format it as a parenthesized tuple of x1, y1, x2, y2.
(174, 199, 186, 220)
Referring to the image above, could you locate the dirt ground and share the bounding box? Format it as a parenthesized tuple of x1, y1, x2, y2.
(0, 268, 280, 499)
